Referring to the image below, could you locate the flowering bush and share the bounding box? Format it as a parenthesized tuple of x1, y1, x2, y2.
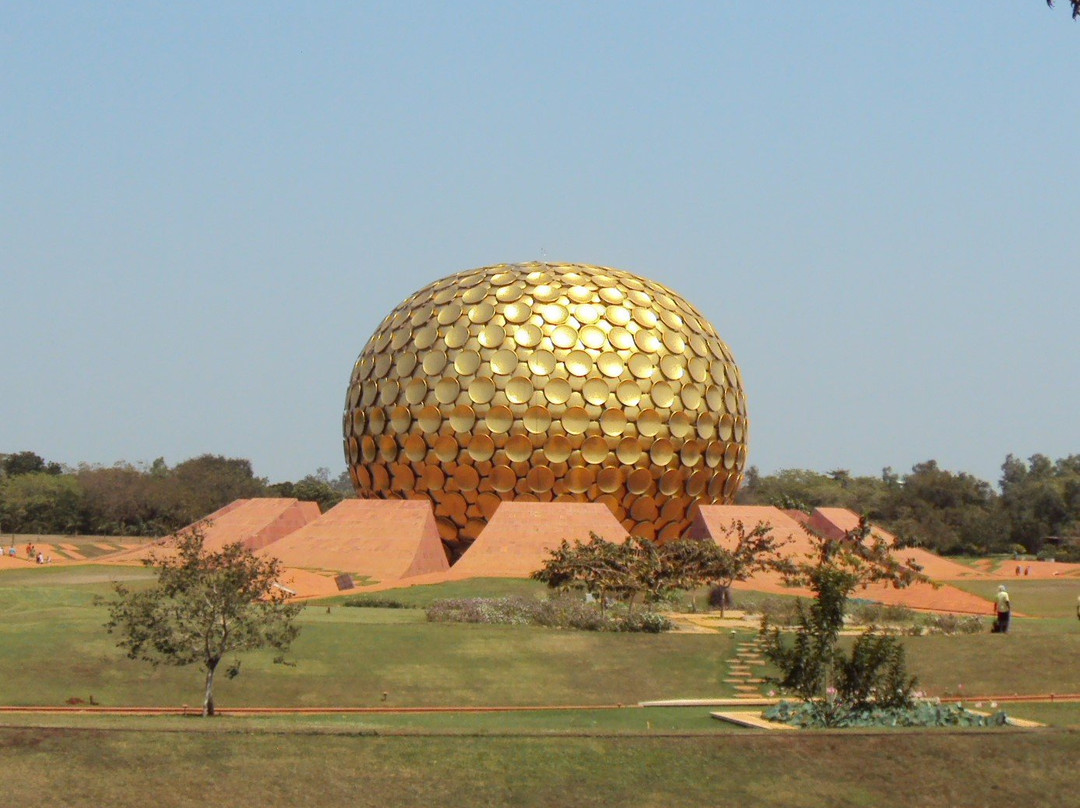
(764, 699, 1010, 729)
(917, 613, 985, 635)
(425, 595, 672, 632)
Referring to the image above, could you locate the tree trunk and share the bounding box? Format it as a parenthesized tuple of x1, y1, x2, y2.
(203, 660, 218, 717)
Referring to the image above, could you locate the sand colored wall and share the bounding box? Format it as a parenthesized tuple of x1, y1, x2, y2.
(448, 501, 629, 579)
(259, 499, 449, 582)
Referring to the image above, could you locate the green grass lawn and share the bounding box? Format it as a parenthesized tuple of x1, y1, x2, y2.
(952, 578, 1080, 621)
(1, 726, 1077, 808)
(0, 567, 737, 708)
(3, 565, 1080, 807)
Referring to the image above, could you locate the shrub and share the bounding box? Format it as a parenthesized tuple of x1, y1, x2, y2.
(834, 630, 916, 709)
(919, 613, 984, 635)
(342, 597, 417, 609)
(425, 595, 672, 632)
(742, 595, 805, 626)
(763, 699, 1009, 729)
(707, 586, 733, 610)
(617, 611, 673, 633)
(848, 601, 915, 626)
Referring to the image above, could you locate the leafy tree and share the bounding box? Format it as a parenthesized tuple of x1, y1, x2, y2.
(268, 473, 345, 513)
(532, 533, 639, 614)
(667, 521, 792, 616)
(534, 527, 790, 617)
(0, 472, 83, 534)
(105, 525, 301, 716)
(759, 519, 927, 713)
(75, 462, 179, 536)
(170, 455, 268, 525)
(1048, 1, 1080, 21)
(1, 451, 63, 477)
(999, 454, 1080, 553)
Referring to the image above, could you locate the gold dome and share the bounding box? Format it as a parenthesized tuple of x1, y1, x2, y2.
(343, 262, 749, 557)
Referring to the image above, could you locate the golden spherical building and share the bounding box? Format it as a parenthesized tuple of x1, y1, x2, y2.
(343, 262, 749, 557)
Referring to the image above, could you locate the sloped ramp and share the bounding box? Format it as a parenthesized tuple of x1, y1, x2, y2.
(447, 502, 629, 579)
(103, 498, 320, 562)
(260, 499, 449, 583)
(808, 508, 995, 581)
(686, 505, 818, 558)
(687, 505, 995, 613)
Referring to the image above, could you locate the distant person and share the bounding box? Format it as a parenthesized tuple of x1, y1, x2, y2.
(1076, 595, 1079, 623)
(1015, 565, 1021, 576)
(1024, 566, 1030, 576)
(994, 585, 1011, 634)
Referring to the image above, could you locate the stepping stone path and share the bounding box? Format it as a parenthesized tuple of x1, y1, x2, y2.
(727, 636, 768, 699)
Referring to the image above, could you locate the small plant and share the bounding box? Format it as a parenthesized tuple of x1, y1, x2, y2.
(342, 597, 418, 609)
(919, 613, 984, 635)
(759, 518, 927, 717)
(764, 699, 1010, 729)
(848, 601, 914, 626)
(425, 594, 672, 632)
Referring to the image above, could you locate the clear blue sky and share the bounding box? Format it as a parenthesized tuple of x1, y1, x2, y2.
(3, 2, 1078, 486)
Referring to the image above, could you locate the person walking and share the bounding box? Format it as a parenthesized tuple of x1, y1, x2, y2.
(994, 585, 1011, 633)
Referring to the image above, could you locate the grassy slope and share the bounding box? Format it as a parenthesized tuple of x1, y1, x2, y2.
(3, 566, 1080, 807)
(1, 727, 1077, 808)
(0, 568, 736, 708)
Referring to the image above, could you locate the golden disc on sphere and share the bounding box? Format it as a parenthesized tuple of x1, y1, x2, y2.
(486, 405, 514, 434)
(582, 378, 611, 406)
(491, 465, 516, 492)
(434, 435, 458, 463)
(527, 466, 556, 492)
(628, 353, 655, 380)
(449, 404, 477, 433)
(544, 434, 573, 463)
(616, 436, 644, 465)
(434, 377, 460, 404)
(496, 284, 524, 303)
(506, 376, 534, 404)
(404, 434, 427, 463)
(514, 324, 543, 348)
(454, 349, 482, 376)
(468, 377, 497, 404)
(504, 301, 532, 323)
(579, 324, 606, 348)
(490, 349, 519, 376)
(597, 466, 623, 493)
(478, 324, 506, 349)
(467, 433, 495, 462)
(562, 406, 590, 435)
(615, 380, 642, 406)
(659, 469, 682, 496)
(637, 408, 662, 437)
(544, 378, 572, 405)
(523, 405, 552, 434)
(599, 408, 627, 437)
(597, 352, 626, 378)
(417, 405, 442, 434)
(551, 325, 578, 349)
(581, 436, 609, 464)
(528, 349, 557, 375)
(565, 350, 593, 377)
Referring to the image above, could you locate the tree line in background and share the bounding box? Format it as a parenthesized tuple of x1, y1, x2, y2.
(1, 449, 1078, 558)
(737, 454, 1080, 557)
(0, 451, 352, 537)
